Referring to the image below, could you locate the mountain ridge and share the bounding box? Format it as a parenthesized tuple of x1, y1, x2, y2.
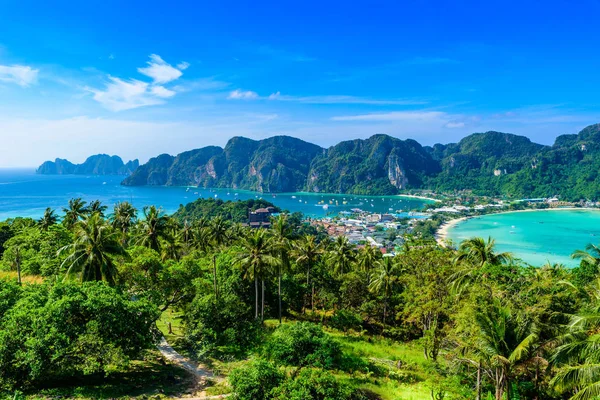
(36, 154, 139, 176)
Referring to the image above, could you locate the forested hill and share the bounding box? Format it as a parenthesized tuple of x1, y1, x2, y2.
(37, 154, 139, 175)
(48, 123, 600, 200)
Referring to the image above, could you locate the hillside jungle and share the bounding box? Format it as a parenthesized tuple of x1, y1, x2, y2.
(1, 198, 600, 400)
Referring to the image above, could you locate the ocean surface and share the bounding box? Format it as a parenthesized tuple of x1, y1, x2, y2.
(446, 209, 600, 267)
(0, 169, 431, 220)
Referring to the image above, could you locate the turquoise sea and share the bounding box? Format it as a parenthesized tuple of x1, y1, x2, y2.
(0, 169, 431, 220)
(446, 209, 600, 267)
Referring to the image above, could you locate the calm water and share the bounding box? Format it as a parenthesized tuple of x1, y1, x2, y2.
(446, 209, 600, 267)
(0, 169, 430, 220)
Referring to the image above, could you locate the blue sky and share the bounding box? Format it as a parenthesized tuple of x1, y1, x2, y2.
(1, 0, 600, 167)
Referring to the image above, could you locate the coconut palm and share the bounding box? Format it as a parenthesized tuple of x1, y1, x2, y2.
(369, 256, 398, 325)
(88, 200, 107, 217)
(38, 207, 58, 231)
(572, 243, 600, 272)
(293, 235, 324, 311)
(358, 244, 381, 284)
(62, 198, 89, 229)
(271, 214, 293, 324)
(111, 201, 137, 244)
(207, 216, 231, 300)
(135, 206, 172, 252)
(236, 229, 277, 321)
(58, 213, 126, 284)
(450, 236, 513, 294)
(328, 235, 356, 276)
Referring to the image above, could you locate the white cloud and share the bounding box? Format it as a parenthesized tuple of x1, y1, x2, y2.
(227, 89, 259, 100)
(445, 121, 466, 128)
(177, 61, 190, 70)
(87, 77, 165, 112)
(88, 54, 190, 111)
(150, 85, 176, 98)
(268, 92, 426, 105)
(0, 64, 39, 87)
(138, 54, 183, 84)
(331, 111, 447, 122)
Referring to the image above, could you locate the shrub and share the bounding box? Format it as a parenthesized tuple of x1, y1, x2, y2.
(329, 309, 362, 333)
(263, 322, 342, 369)
(229, 359, 284, 400)
(271, 368, 367, 400)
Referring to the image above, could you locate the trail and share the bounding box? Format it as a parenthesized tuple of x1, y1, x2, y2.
(157, 337, 216, 380)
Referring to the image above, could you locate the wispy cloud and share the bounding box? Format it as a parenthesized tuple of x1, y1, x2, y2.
(268, 91, 427, 105)
(88, 54, 189, 111)
(331, 111, 447, 122)
(137, 54, 183, 84)
(0, 64, 39, 87)
(176, 61, 190, 70)
(227, 89, 259, 100)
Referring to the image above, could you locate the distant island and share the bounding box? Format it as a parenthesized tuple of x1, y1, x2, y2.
(37, 154, 139, 176)
(121, 123, 600, 201)
(37, 123, 600, 200)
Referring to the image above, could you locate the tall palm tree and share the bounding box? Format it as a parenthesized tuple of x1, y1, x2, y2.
(369, 256, 398, 326)
(328, 235, 356, 276)
(135, 206, 172, 253)
(88, 200, 108, 217)
(207, 216, 231, 300)
(111, 201, 137, 244)
(38, 207, 58, 231)
(358, 244, 381, 284)
(236, 229, 277, 321)
(271, 214, 293, 324)
(58, 213, 126, 284)
(62, 198, 89, 229)
(293, 235, 324, 312)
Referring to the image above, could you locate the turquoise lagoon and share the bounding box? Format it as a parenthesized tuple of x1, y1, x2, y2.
(446, 209, 600, 267)
(0, 169, 431, 220)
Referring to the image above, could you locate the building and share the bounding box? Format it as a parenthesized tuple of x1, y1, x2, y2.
(248, 207, 275, 228)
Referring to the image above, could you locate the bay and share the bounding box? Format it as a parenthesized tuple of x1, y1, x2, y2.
(0, 169, 431, 220)
(446, 209, 600, 267)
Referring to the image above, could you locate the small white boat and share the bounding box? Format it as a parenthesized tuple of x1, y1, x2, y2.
(291, 195, 297, 199)
(323, 204, 329, 210)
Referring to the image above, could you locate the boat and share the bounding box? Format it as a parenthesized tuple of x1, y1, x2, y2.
(291, 195, 297, 199)
(323, 205, 329, 210)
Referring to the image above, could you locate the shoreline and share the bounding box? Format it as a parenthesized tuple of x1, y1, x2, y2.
(397, 194, 441, 202)
(435, 207, 600, 246)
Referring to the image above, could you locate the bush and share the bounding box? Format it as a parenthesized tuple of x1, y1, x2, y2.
(329, 309, 362, 333)
(229, 359, 284, 400)
(271, 368, 367, 400)
(0, 281, 159, 390)
(263, 322, 342, 369)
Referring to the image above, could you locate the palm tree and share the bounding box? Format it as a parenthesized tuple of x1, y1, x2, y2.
(551, 278, 600, 400)
(207, 216, 231, 300)
(358, 244, 381, 284)
(572, 243, 600, 272)
(328, 235, 356, 276)
(111, 201, 137, 244)
(135, 206, 172, 252)
(62, 198, 89, 229)
(88, 200, 108, 217)
(38, 207, 58, 231)
(59, 213, 126, 284)
(271, 214, 293, 324)
(451, 236, 513, 294)
(236, 229, 277, 321)
(369, 256, 398, 326)
(293, 235, 324, 312)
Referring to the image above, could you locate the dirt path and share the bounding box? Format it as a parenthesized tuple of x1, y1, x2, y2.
(157, 337, 216, 380)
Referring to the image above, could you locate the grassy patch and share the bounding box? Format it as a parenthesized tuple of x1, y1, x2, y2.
(0, 271, 44, 284)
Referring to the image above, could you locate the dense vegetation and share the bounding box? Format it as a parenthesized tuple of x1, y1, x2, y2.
(3, 198, 600, 399)
(173, 198, 281, 224)
(112, 123, 600, 200)
(37, 154, 139, 175)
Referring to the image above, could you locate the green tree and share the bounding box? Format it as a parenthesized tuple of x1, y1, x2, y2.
(271, 214, 293, 324)
(369, 256, 398, 326)
(38, 207, 58, 231)
(327, 236, 356, 276)
(293, 234, 324, 312)
(135, 206, 172, 253)
(111, 201, 137, 244)
(62, 198, 88, 229)
(59, 213, 126, 284)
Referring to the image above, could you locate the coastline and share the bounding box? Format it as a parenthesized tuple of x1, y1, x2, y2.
(397, 194, 441, 202)
(435, 207, 600, 246)
(436, 217, 468, 246)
